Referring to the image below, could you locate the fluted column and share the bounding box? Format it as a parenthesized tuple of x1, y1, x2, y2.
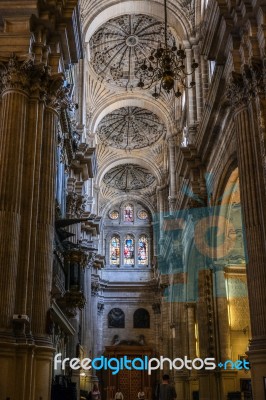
(193, 45, 203, 120)
(227, 72, 266, 399)
(16, 81, 45, 329)
(185, 48, 197, 126)
(200, 56, 209, 104)
(0, 57, 29, 332)
(213, 263, 231, 362)
(31, 76, 67, 342)
(168, 137, 177, 213)
(186, 302, 197, 360)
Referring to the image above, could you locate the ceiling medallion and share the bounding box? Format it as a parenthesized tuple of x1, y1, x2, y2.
(103, 164, 156, 192)
(90, 14, 175, 89)
(97, 106, 166, 150)
(126, 35, 139, 47)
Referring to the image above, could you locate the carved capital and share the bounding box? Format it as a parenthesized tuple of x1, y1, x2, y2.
(46, 73, 69, 111)
(64, 248, 88, 268)
(0, 54, 33, 93)
(226, 71, 247, 109)
(227, 62, 266, 109)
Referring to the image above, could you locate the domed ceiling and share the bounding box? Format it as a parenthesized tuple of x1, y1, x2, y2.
(90, 14, 175, 89)
(102, 164, 156, 191)
(97, 106, 166, 150)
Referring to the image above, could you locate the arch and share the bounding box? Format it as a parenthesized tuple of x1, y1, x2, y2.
(83, 1, 193, 44)
(133, 308, 150, 328)
(90, 94, 173, 135)
(100, 194, 156, 219)
(96, 156, 162, 188)
(108, 308, 125, 328)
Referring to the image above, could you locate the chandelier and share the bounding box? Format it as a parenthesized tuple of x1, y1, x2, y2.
(136, 0, 198, 98)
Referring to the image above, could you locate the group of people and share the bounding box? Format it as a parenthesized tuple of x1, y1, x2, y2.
(85, 374, 176, 400)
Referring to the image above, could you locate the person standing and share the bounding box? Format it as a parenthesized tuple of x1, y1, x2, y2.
(90, 384, 101, 400)
(158, 374, 177, 400)
(138, 388, 145, 400)
(114, 388, 124, 400)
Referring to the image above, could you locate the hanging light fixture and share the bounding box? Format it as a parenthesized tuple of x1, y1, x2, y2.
(136, 0, 198, 98)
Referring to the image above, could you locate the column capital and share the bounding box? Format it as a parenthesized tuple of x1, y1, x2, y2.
(0, 54, 33, 94)
(226, 61, 265, 110)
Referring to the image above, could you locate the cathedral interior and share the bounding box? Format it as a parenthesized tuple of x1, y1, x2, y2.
(0, 0, 266, 399)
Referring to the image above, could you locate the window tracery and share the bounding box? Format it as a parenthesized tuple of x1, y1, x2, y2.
(138, 235, 148, 265)
(110, 235, 120, 265)
(124, 234, 134, 265)
(124, 204, 134, 222)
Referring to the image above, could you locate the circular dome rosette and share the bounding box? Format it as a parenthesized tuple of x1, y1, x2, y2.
(97, 107, 166, 150)
(103, 164, 156, 192)
(90, 14, 175, 89)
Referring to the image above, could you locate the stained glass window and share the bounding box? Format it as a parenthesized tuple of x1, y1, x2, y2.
(110, 236, 120, 265)
(124, 234, 134, 265)
(109, 210, 119, 220)
(124, 204, 134, 222)
(138, 235, 148, 265)
(137, 210, 148, 220)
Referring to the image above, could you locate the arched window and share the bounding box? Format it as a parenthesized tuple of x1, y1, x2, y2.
(133, 308, 150, 328)
(108, 308, 125, 328)
(110, 235, 120, 265)
(138, 235, 148, 265)
(124, 204, 134, 222)
(124, 234, 134, 265)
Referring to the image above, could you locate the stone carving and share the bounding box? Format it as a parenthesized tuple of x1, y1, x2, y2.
(226, 61, 265, 108)
(110, 335, 145, 347)
(97, 107, 166, 150)
(97, 302, 104, 314)
(0, 54, 33, 92)
(58, 290, 86, 317)
(103, 164, 156, 191)
(91, 281, 100, 296)
(112, 334, 120, 345)
(108, 308, 125, 328)
(180, 0, 195, 30)
(64, 248, 89, 268)
(66, 192, 87, 217)
(90, 14, 175, 89)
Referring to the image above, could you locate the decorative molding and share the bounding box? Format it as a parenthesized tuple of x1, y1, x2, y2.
(90, 14, 175, 89)
(97, 106, 166, 150)
(103, 164, 156, 191)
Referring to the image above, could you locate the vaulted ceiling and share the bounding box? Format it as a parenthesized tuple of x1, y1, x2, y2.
(80, 0, 198, 215)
